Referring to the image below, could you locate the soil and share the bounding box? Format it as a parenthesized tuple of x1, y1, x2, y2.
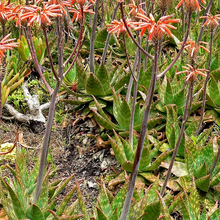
(0, 111, 121, 215)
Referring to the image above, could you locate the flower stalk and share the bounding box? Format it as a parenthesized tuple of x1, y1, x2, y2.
(119, 41, 159, 220)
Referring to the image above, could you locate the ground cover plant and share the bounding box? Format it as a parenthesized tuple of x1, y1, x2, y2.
(0, 0, 220, 219)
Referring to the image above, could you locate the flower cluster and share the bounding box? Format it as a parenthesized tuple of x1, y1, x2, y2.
(176, 64, 208, 82)
(135, 13, 180, 41)
(176, 0, 206, 12)
(182, 39, 209, 60)
(0, 34, 18, 64)
(201, 13, 220, 31)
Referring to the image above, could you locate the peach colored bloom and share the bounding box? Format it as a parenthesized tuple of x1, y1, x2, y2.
(0, 0, 14, 24)
(201, 13, 220, 31)
(135, 13, 180, 41)
(182, 39, 209, 60)
(0, 34, 18, 63)
(21, 3, 62, 26)
(107, 19, 132, 37)
(124, 0, 145, 19)
(176, 64, 208, 81)
(176, 0, 206, 12)
(67, 3, 94, 22)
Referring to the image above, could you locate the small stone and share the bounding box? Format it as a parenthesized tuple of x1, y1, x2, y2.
(87, 181, 98, 189)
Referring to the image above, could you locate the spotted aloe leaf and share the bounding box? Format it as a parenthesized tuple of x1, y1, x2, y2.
(165, 104, 180, 149)
(141, 149, 174, 172)
(195, 175, 211, 192)
(0, 178, 26, 219)
(26, 203, 45, 220)
(86, 73, 106, 96)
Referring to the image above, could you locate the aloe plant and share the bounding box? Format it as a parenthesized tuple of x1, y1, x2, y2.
(162, 127, 220, 195)
(169, 184, 220, 219)
(0, 151, 87, 220)
(108, 131, 173, 183)
(17, 35, 46, 64)
(93, 180, 166, 220)
(60, 59, 130, 113)
(1, 56, 31, 109)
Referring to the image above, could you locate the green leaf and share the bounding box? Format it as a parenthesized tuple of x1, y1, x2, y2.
(86, 73, 106, 96)
(0, 178, 26, 219)
(108, 134, 127, 166)
(195, 163, 208, 179)
(142, 150, 174, 171)
(26, 203, 45, 220)
(115, 99, 131, 129)
(96, 63, 110, 93)
(56, 186, 77, 216)
(195, 175, 210, 192)
(143, 201, 161, 220)
(139, 146, 151, 170)
(164, 78, 174, 105)
(189, 186, 200, 218)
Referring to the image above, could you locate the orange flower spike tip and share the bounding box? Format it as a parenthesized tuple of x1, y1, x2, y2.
(76, 0, 85, 5)
(107, 19, 128, 37)
(201, 13, 220, 31)
(176, 64, 208, 82)
(135, 13, 180, 41)
(0, 34, 18, 53)
(176, 0, 206, 12)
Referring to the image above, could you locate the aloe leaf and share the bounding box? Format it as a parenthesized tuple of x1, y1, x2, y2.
(96, 207, 108, 220)
(64, 199, 79, 216)
(37, 170, 49, 209)
(185, 147, 196, 175)
(157, 192, 172, 220)
(195, 162, 208, 179)
(122, 160, 134, 172)
(165, 105, 179, 149)
(75, 178, 90, 220)
(26, 203, 45, 220)
(18, 39, 29, 61)
(2, 69, 14, 85)
(164, 78, 174, 105)
(195, 175, 210, 192)
(139, 173, 158, 183)
(56, 186, 77, 216)
(139, 146, 151, 170)
(50, 175, 74, 202)
(179, 196, 192, 220)
(185, 134, 198, 159)
(115, 99, 131, 129)
(142, 150, 174, 172)
(160, 161, 188, 177)
(0, 178, 26, 219)
(210, 171, 220, 187)
(76, 59, 87, 89)
(93, 110, 123, 131)
(97, 183, 112, 217)
(96, 63, 110, 93)
(118, 136, 133, 161)
(174, 88, 185, 113)
(112, 184, 127, 217)
(86, 73, 106, 96)
(113, 73, 130, 92)
(189, 186, 200, 218)
(9, 77, 24, 93)
(142, 201, 161, 220)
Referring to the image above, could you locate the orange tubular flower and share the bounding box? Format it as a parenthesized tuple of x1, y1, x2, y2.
(176, 0, 206, 12)
(107, 19, 132, 37)
(135, 13, 180, 41)
(182, 39, 209, 59)
(67, 3, 94, 22)
(21, 3, 62, 26)
(0, 34, 18, 63)
(200, 13, 220, 31)
(124, 0, 145, 19)
(176, 64, 208, 82)
(0, 0, 14, 24)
